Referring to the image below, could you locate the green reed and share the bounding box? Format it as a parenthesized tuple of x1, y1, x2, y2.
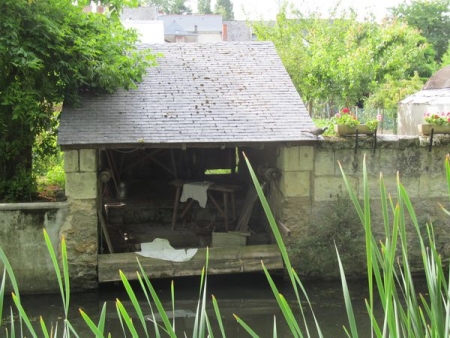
(1, 153, 450, 337)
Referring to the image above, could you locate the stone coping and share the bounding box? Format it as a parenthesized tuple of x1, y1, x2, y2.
(0, 202, 68, 211)
(319, 134, 450, 149)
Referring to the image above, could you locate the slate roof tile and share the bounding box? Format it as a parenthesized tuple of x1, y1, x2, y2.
(58, 41, 315, 146)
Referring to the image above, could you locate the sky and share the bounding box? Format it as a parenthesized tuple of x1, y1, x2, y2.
(189, 0, 408, 21)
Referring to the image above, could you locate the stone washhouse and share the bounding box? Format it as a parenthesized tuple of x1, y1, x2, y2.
(57, 41, 319, 287)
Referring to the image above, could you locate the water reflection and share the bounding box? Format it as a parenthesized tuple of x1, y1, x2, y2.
(2, 273, 375, 337)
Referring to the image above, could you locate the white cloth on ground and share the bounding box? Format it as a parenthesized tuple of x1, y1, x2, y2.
(136, 238, 198, 262)
(180, 181, 212, 208)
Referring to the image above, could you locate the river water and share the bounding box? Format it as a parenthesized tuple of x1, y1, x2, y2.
(2, 273, 379, 337)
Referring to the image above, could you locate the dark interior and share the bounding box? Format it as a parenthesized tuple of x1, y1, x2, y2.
(98, 146, 280, 254)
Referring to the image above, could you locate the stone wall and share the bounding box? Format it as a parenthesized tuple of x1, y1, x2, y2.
(63, 149, 98, 290)
(274, 136, 450, 278)
(0, 202, 68, 293)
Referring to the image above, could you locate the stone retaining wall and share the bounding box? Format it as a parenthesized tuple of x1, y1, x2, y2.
(273, 136, 450, 278)
(0, 202, 68, 293)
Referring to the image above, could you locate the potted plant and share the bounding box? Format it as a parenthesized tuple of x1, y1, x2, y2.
(332, 107, 379, 136)
(418, 112, 450, 135)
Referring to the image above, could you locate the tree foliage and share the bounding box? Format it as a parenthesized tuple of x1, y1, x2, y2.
(145, 0, 192, 14)
(0, 0, 155, 201)
(253, 7, 436, 115)
(215, 0, 234, 20)
(389, 0, 450, 63)
(198, 0, 212, 14)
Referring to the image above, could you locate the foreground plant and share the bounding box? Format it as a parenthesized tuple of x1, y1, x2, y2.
(338, 154, 450, 337)
(1, 154, 450, 337)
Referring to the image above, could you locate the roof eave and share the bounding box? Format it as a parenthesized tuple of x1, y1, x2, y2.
(59, 139, 318, 151)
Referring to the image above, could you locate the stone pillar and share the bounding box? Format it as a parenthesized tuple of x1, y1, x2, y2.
(62, 149, 98, 290)
(274, 145, 315, 272)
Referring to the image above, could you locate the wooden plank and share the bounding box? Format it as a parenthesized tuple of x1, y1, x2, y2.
(276, 219, 291, 237)
(98, 244, 283, 283)
(98, 208, 114, 254)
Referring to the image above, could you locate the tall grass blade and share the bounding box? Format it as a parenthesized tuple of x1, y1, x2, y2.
(335, 244, 358, 338)
(273, 316, 277, 338)
(260, 263, 302, 338)
(193, 267, 206, 338)
(80, 308, 107, 337)
(244, 153, 315, 337)
(136, 259, 176, 337)
(0, 267, 5, 323)
(39, 316, 50, 338)
(61, 235, 70, 318)
(43, 229, 67, 313)
(65, 320, 80, 337)
(115, 301, 127, 337)
(96, 302, 108, 335)
(0, 242, 23, 334)
(10, 306, 15, 338)
(136, 273, 161, 338)
(11, 292, 37, 338)
(339, 156, 374, 336)
(171, 280, 175, 332)
(119, 270, 149, 338)
(211, 295, 226, 337)
(233, 314, 259, 338)
(292, 272, 324, 337)
(116, 298, 140, 337)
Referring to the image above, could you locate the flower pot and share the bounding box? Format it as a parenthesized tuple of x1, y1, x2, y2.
(335, 124, 376, 136)
(418, 124, 450, 136)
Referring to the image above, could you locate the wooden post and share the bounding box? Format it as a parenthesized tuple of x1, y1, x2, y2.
(171, 186, 182, 230)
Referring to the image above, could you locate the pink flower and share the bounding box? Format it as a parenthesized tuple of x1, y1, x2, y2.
(335, 113, 341, 118)
(377, 114, 383, 122)
(342, 108, 350, 114)
(424, 112, 430, 117)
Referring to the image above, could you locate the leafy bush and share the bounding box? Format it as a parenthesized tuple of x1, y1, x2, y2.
(0, 165, 37, 202)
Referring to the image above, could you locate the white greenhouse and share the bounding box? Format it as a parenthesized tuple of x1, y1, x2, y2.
(398, 66, 450, 135)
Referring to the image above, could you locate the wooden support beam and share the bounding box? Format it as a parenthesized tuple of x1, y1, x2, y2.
(276, 219, 291, 237)
(121, 148, 162, 173)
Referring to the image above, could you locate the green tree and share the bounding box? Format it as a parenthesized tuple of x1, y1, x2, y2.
(144, 0, 192, 14)
(390, 0, 450, 63)
(0, 0, 155, 201)
(215, 0, 234, 20)
(253, 8, 435, 115)
(198, 0, 212, 14)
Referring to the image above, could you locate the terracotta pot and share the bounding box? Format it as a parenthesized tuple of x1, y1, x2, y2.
(418, 124, 450, 136)
(334, 124, 376, 136)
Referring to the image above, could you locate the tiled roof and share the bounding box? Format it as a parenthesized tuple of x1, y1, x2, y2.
(165, 20, 197, 36)
(157, 14, 223, 32)
(58, 41, 315, 147)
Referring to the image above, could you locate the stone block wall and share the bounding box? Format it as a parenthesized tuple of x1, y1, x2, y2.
(0, 203, 68, 293)
(63, 149, 99, 290)
(273, 136, 450, 278)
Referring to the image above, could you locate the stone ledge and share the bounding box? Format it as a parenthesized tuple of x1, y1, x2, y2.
(0, 202, 69, 211)
(318, 135, 423, 150)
